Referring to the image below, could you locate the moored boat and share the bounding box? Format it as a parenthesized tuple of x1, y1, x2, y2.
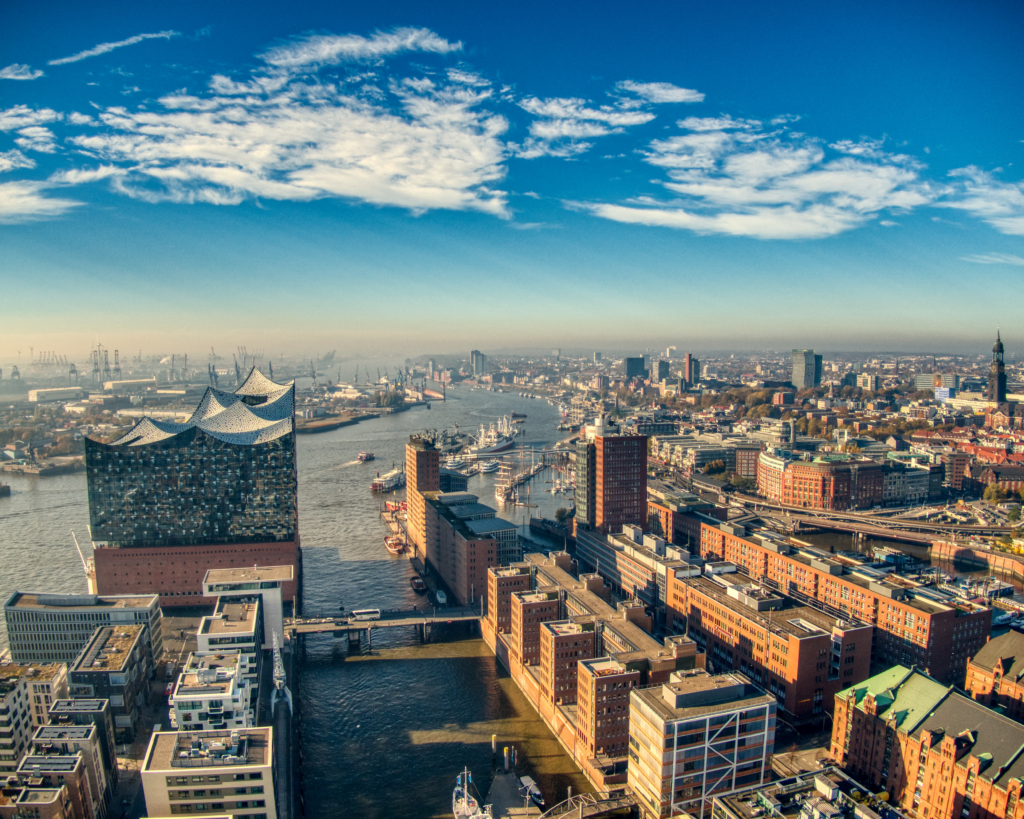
(410, 577, 427, 593)
(518, 776, 544, 807)
(384, 535, 405, 554)
(371, 468, 406, 492)
(479, 459, 500, 473)
(453, 769, 491, 819)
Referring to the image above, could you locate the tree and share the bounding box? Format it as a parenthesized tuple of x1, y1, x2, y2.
(732, 476, 756, 492)
(1010, 507, 1022, 524)
(554, 507, 570, 524)
(983, 484, 1008, 504)
(703, 459, 727, 476)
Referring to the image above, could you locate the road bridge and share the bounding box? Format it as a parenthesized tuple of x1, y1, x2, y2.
(284, 606, 481, 639)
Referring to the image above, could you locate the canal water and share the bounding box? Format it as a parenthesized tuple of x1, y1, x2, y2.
(0, 383, 589, 818)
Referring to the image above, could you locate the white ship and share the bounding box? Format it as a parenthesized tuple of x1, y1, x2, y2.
(371, 468, 406, 492)
(453, 769, 492, 819)
(479, 459, 500, 473)
(465, 416, 517, 456)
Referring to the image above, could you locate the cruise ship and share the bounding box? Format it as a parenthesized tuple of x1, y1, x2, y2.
(465, 416, 517, 456)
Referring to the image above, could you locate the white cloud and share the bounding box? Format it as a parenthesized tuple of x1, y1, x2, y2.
(940, 166, 1024, 236)
(0, 181, 82, 223)
(447, 69, 489, 86)
(616, 81, 704, 104)
(15, 126, 59, 153)
(0, 105, 62, 131)
(0, 64, 44, 81)
(0, 150, 35, 173)
(48, 165, 125, 185)
(961, 252, 1024, 266)
(49, 31, 180, 66)
(514, 96, 655, 158)
(68, 112, 93, 125)
(678, 115, 759, 132)
(260, 27, 461, 68)
(583, 123, 935, 239)
(879, 220, 898, 227)
(63, 64, 509, 216)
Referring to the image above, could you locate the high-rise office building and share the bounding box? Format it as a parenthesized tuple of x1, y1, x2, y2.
(989, 330, 1007, 403)
(576, 423, 647, 534)
(683, 353, 700, 385)
(791, 349, 822, 390)
(84, 368, 300, 606)
(625, 357, 646, 379)
(656, 360, 670, 381)
(593, 352, 602, 363)
(405, 435, 440, 559)
(470, 349, 488, 376)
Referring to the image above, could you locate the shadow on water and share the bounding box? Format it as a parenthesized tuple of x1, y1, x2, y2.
(299, 634, 589, 819)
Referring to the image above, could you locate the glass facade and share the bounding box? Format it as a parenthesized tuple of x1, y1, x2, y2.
(85, 427, 297, 547)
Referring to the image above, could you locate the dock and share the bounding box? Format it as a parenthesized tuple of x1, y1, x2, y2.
(486, 773, 540, 819)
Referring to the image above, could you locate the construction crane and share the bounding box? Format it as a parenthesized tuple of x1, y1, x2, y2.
(92, 350, 100, 383)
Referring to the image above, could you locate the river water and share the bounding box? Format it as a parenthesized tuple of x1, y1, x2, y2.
(0, 385, 589, 818)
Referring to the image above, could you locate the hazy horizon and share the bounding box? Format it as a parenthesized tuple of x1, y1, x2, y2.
(2, 0, 1021, 364)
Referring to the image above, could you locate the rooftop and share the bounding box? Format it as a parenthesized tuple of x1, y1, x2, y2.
(204, 565, 293, 586)
(633, 670, 775, 723)
(466, 517, 517, 536)
(98, 368, 293, 448)
(145, 729, 272, 771)
(0, 663, 64, 693)
(5, 592, 158, 611)
(967, 629, 1024, 677)
(70, 625, 144, 673)
(202, 599, 259, 636)
(176, 653, 242, 696)
(33, 725, 94, 743)
(48, 698, 108, 713)
(19, 755, 81, 774)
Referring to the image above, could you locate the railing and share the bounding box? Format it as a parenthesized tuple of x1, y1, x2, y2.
(539, 790, 636, 819)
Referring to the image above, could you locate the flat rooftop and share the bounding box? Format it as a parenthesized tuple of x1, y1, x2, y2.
(204, 566, 293, 585)
(579, 658, 629, 678)
(33, 726, 94, 741)
(543, 620, 588, 637)
(0, 664, 64, 692)
(688, 574, 860, 637)
(202, 600, 259, 636)
(515, 591, 558, 605)
(70, 625, 143, 673)
(177, 653, 241, 695)
(466, 517, 517, 535)
(48, 699, 107, 713)
(634, 672, 775, 723)
(19, 755, 81, 773)
(145, 729, 271, 771)
(5, 592, 157, 611)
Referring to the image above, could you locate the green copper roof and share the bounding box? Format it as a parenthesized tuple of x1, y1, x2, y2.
(837, 665, 951, 732)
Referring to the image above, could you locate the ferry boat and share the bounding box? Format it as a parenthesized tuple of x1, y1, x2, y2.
(358, 451, 375, 462)
(453, 769, 491, 819)
(371, 469, 406, 492)
(410, 577, 427, 594)
(479, 459, 500, 473)
(384, 535, 405, 554)
(445, 457, 465, 469)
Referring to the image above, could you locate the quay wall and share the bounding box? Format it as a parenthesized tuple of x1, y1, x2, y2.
(932, 541, 1024, 580)
(481, 619, 626, 792)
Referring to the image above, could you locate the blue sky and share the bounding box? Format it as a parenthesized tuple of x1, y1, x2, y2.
(2, 0, 1023, 357)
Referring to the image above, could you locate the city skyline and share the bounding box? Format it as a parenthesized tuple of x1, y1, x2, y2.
(1, 0, 1022, 356)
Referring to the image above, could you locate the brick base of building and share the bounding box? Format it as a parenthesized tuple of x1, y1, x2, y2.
(91, 539, 301, 608)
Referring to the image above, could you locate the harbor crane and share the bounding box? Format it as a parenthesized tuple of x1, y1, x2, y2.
(113, 350, 122, 380)
(69, 363, 78, 385)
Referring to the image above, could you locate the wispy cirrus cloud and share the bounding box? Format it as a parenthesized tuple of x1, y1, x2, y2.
(0, 150, 35, 173)
(0, 181, 82, 223)
(260, 27, 461, 68)
(961, 252, 1024, 266)
(49, 31, 180, 66)
(0, 64, 44, 81)
(616, 81, 704, 104)
(938, 166, 1024, 236)
(512, 94, 659, 158)
(582, 121, 935, 239)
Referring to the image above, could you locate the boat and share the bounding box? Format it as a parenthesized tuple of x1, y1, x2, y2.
(384, 536, 405, 554)
(410, 577, 427, 594)
(453, 769, 491, 819)
(436, 589, 448, 607)
(371, 469, 406, 492)
(518, 776, 544, 807)
(465, 416, 517, 456)
(511, 413, 527, 418)
(479, 459, 500, 473)
(358, 451, 375, 462)
(445, 457, 465, 469)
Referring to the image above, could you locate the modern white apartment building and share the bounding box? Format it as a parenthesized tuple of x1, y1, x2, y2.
(171, 652, 254, 732)
(142, 729, 276, 819)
